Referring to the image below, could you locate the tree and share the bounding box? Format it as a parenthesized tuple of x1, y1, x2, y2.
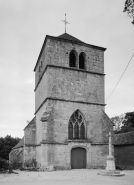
(0, 135, 20, 160)
(111, 114, 125, 133)
(123, 0, 134, 24)
(121, 111, 134, 133)
(111, 111, 134, 134)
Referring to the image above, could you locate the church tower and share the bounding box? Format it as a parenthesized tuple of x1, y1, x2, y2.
(34, 32, 113, 170)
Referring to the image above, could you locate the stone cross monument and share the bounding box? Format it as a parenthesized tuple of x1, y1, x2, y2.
(106, 132, 115, 171)
(98, 132, 125, 176)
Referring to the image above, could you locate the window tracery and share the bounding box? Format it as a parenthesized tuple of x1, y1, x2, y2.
(68, 110, 85, 139)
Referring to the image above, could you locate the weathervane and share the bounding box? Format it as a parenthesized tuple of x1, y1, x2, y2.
(62, 13, 70, 33)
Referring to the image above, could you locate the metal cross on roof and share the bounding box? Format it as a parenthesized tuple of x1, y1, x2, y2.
(62, 13, 70, 33)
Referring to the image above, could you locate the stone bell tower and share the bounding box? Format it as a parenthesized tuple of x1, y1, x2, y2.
(34, 32, 113, 170)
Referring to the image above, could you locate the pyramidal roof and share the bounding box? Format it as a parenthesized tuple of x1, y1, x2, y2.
(57, 33, 84, 43)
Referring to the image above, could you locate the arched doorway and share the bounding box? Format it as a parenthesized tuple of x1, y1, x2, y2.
(71, 147, 86, 169)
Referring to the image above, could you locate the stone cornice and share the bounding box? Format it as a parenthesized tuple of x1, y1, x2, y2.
(41, 140, 68, 145)
(35, 97, 106, 115)
(41, 140, 108, 145)
(24, 144, 36, 147)
(91, 143, 109, 145)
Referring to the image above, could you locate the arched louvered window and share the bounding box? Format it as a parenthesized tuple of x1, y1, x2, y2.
(79, 52, 85, 69)
(68, 110, 85, 140)
(69, 50, 77, 68)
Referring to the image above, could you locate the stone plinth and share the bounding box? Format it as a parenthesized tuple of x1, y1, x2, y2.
(98, 170, 125, 176)
(106, 155, 115, 171)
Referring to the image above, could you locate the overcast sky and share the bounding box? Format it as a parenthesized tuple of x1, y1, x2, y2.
(0, 0, 134, 138)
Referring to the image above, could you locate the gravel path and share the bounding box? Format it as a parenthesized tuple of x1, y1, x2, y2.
(0, 169, 133, 185)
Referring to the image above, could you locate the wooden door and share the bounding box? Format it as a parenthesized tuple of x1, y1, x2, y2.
(71, 147, 86, 169)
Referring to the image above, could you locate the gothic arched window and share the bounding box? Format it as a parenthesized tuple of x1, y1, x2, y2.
(79, 52, 85, 69)
(68, 110, 86, 140)
(74, 122, 79, 139)
(69, 50, 77, 68)
(80, 122, 85, 139)
(69, 122, 73, 139)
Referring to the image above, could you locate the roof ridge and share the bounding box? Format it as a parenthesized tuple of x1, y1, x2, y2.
(57, 33, 83, 43)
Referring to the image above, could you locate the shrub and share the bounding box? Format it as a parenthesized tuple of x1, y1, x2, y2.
(0, 157, 9, 170)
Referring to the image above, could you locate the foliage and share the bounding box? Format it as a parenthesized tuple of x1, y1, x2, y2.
(25, 158, 37, 168)
(111, 114, 125, 133)
(111, 111, 134, 134)
(0, 135, 20, 160)
(11, 159, 22, 170)
(0, 157, 9, 170)
(121, 111, 134, 133)
(123, 0, 134, 24)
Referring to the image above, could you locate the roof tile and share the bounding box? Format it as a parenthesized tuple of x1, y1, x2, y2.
(13, 137, 24, 149)
(113, 131, 134, 145)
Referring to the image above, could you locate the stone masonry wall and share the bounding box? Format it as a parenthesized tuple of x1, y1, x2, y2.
(35, 100, 49, 144)
(24, 146, 36, 167)
(35, 70, 48, 111)
(91, 145, 108, 168)
(35, 145, 42, 168)
(24, 118, 36, 145)
(40, 142, 109, 169)
(48, 67, 104, 102)
(35, 38, 104, 90)
(39, 99, 112, 144)
(35, 67, 104, 113)
(52, 144, 69, 168)
(35, 94, 113, 169)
